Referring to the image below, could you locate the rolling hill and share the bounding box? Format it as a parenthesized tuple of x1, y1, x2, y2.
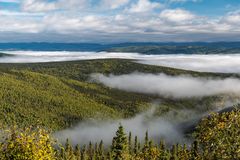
(0, 59, 239, 130)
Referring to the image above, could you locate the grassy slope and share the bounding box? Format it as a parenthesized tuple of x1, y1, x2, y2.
(0, 59, 238, 130)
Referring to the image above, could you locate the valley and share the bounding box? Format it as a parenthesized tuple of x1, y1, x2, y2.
(0, 59, 239, 131)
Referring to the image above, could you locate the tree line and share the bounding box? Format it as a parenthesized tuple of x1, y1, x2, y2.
(0, 108, 239, 160)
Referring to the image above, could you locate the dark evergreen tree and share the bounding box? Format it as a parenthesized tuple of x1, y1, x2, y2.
(99, 140, 104, 157)
(107, 151, 113, 160)
(88, 141, 94, 159)
(128, 132, 132, 154)
(111, 125, 129, 160)
(170, 145, 179, 160)
(142, 131, 150, 153)
(75, 144, 81, 160)
(144, 131, 149, 146)
(134, 136, 138, 154)
(82, 145, 88, 160)
(64, 138, 75, 159)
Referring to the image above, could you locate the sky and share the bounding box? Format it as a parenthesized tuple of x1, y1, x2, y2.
(0, 0, 240, 42)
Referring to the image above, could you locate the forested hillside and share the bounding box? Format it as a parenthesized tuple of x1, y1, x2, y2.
(0, 59, 239, 130)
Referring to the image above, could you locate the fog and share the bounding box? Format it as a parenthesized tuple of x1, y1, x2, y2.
(1, 51, 240, 73)
(54, 106, 198, 146)
(0, 51, 141, 63)
(91, 73, 240, 98)
(138, 54, 240, 73)
(54, 97, 237, 147)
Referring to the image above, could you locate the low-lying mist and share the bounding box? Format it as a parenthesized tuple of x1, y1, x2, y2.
(54, 98, 237, 147)
(91, 73, 240, 98)
(54, 72, 240, 146)
(0, 51, 141, 63)
(54, 106, 199, 146)
(1, 51, 240, 73)
(138, 54, 240, 73)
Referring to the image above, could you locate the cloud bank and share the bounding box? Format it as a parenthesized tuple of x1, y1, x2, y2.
(138, 54, 240, 73)
(2, 51, 240, 73)
(0, 51, 142, 63)
(91, 73, 240, 98)
(1, 0, 240, 42)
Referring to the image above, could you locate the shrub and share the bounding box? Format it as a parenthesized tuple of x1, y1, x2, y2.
(194, 109, 240, 159)
(0, 126, 56, 160)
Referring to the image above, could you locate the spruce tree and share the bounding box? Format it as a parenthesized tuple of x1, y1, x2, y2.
(134, 136, 138, 154)
(144, 131, 149, 147)
(65, 139, 71, 153)
(75, 144, 81, 160)
(111, 124, 129, 160)
(65, 138, 75, 159)
(107, 151, 113, 160)
(159, 140, 167, 160)
(170, 145, 179, 160)
(142, 131, 149, 153)
(128, 132, 132, 154)
(82, 145, 88, 160)
(99, 140, 104, 157)
(181, 144, 189, 160)
(88, 141, 94, 159)
(141, 131, 151, 159)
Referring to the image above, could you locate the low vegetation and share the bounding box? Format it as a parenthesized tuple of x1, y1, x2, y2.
(195, 107, 240, 159)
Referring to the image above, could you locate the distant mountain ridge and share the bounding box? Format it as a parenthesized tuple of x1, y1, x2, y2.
(0, 42, 240, 54)
(106, 45, 240, 54)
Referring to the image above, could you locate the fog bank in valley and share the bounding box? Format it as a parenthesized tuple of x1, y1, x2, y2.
(138, 54, 240, 73)
(91, 73, 240, 98)
(54, 107, 198, 146)
(1, 51, 240, 73)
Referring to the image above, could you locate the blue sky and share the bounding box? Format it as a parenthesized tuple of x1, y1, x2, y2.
(0, 0, 240, 42)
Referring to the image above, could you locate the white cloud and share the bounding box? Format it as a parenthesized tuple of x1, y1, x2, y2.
(91, 73, 240, 98)
(57, 0, 88, 10)
(3, 52, 240, 74)
(21, 0, 88, 12)
(160, 9, 196, 23)
(139, 54, 240, 73)
(102, 0, 129, 9)
(21, 0, 57, 12)
(0, 16, 43, 33)
(222, 11, 240, 25)
(1, 1, 240, 42)
(41, 14, 111, 34)
(128, 0, 162, 13)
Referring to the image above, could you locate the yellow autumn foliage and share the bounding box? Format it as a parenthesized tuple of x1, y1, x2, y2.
(0, 126, 56, 160)
(194, 108, 240, 159)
